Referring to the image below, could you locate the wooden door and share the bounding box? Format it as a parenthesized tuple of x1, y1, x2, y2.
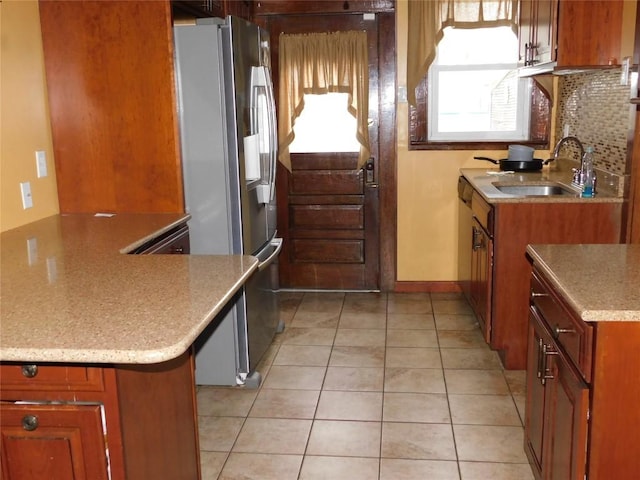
(546, 352, 589, 480)
(0, 404, 109, 480)
(262, 13, 392, 290)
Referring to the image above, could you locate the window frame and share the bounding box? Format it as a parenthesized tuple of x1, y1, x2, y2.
(409, 26, 551, 151)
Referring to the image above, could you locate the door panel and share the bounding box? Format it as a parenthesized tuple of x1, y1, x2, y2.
(263, 14, 383, 290)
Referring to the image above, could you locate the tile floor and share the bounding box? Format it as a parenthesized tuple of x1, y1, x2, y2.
(196, 291, 534, 480)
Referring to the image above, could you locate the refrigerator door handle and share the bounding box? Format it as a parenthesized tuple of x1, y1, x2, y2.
(258, 237, 283, 271)
(263, 67, 278, 202)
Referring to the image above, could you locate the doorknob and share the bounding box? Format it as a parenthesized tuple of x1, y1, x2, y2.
(364, 158, 378, 187)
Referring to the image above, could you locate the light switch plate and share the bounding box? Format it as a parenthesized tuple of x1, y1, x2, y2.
(36, 151, 48, 178)
(20, 182, 33, 209)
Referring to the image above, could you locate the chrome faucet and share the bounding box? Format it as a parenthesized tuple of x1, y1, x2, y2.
(552, 136, 586, 187)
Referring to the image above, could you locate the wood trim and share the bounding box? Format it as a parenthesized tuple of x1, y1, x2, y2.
(394, 281, 462, 293)
(377, 11, 397, 291)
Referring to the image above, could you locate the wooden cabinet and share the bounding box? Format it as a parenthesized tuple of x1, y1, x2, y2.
(525, 266, 640, 480)
(1, 352, 200, 480)
(490, 200, 621, 369)
(38, 1, 185, 214)
(519, 0, 558, 67)
(556, 0, 624, 68)
(519, 0, 624, 70)
(172, 0, 252, 19)
(469, 191, 493, 343)
(1, 404, 109, 480)
(525, 283, 589, 480)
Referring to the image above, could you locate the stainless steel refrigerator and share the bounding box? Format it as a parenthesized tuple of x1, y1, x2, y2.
(174, 16, 282, 387)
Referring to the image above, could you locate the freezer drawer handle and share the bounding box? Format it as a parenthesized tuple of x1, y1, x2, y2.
(258, 238, 283, 271)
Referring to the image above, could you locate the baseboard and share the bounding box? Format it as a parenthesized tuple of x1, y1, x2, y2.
(394, 281, 462, 293)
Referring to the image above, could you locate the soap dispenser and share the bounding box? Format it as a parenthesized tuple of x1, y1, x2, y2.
(581, 146, 596, 198)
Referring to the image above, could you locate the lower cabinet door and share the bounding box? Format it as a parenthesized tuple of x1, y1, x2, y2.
(0, 403, 109, 480)
(546, 354, 589, 480)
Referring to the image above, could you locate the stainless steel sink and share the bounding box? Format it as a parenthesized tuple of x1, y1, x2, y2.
(493, 183, 579, 197)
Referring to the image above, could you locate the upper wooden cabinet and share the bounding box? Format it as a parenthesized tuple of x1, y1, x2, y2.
(518, 0, 558, 67)
(172, 0, 253, 19)
(39, 1, 184, 214)
(556, 0, 623, 67)
(519, 0, 625, 70)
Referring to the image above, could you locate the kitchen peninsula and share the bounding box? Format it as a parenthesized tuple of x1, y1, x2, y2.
(0, 213, 259, 479)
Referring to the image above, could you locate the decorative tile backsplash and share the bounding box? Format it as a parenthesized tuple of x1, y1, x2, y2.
(555, 69, 632, 176)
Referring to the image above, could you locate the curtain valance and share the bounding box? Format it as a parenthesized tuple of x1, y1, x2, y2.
(406, 0, 518, 106)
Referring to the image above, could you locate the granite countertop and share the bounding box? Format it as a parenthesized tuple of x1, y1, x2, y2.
(526, 244, 640, 322)
(460, 166, 624, 204)
(0, 214, 258, 364)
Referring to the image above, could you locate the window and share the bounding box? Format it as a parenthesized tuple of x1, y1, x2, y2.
(409, 27, 550, 149)
(289, 93, 360, 153)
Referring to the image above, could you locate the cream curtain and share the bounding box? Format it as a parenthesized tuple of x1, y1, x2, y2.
(278, 31, 370, 171)
(407, 0, 518, 106)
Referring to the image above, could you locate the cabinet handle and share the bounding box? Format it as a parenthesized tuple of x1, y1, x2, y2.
(553, 325, 576, 338)
(536, 337, 545, 379)
(530, 289, 549, 298)
(21, 364, 38, 378)
(472, 227, 484, 251)
(22, 415, 39, 431)
(540, 343, 558, 385)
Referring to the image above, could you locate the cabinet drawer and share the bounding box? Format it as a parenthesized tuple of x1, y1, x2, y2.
(530, 271, 593, 382)
(471, 190, 493, 235)
(0, 364, 105, 400)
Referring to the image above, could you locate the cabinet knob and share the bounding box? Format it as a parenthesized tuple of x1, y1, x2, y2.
(22, 415, 39, 431)
(553, 325, 576, 338)
(21, 364, 38, 378)
(530, 289, 549, 298)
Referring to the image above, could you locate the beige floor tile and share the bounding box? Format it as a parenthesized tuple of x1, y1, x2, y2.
(262, 365, 326, 390)
(323, 366, 384, 391)
(329, 346, 386, 367)
(459, 462, 535, 480)
(249, 389, 320, 419)
(343, 292, 388, 314)
(384, 367, 446, 393)
(387, 313, 436, 330)
(233, 418, 312, 455)
(380, 458, 460, 480)
(503, 369, 527, 395)
(430, 292, 465, 301)
(432, 299, 474, 315)
(387, 329, 438, 348)
(280, 327, 336, 346)
(297, 294, 345, 314)
(388, 293, 432, 314)
(219, 452, 303, 480)
(440, 348, 503, 370)
(334, 328, 386, 347)
(383, 392, 450, 423)
(316, 391, 383, 421)
(290, 310, 340, 328)
(199, 451, 227, 480)
(438, 330, 487, 349)
(339, 311, 387, 329)
(300, 456, 379, 480)
(435, 313, 479, 331)
(449, 394, 522, 426)
(385, 347, 442, 369)
(197, 386, 258, 417)
(306, 420, 382, 457)
(382, 422, 456, 460)
(454, 425, 529, 463)
(273, 345, 331, 366)
(198, 416, 244, 452)
(444, 369, 510, 395)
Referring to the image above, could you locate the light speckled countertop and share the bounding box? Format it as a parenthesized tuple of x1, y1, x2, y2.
(527, 244, 640, 322)
(0, 214, 258, 364)
(461, 167, 624, 204)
